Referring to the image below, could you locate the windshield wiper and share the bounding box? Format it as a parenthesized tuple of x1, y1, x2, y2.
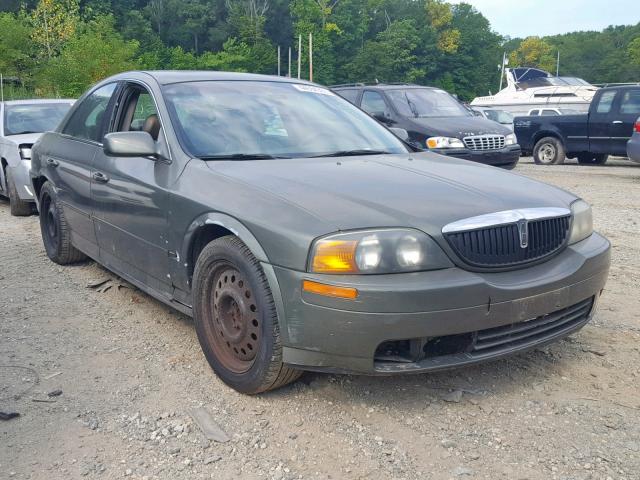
(198, 153, 291, 161)
(310, 149, 392, 158)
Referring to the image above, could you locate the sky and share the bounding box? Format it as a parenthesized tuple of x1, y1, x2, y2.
(454, 0, 639, 38)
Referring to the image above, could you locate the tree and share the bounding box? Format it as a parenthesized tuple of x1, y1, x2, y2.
(508, 36, 556, 72)
(628, 37, 640, 66)
(37, 15, 139, 96)
(425, 0, 460, 54)
(0, 12, 34, 79)
(30, 0, 79, 59)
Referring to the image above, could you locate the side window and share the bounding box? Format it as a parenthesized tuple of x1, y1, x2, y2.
(361, 91, 388, 116)
(336, 89, 359, 104)
(62, 83, 117, 142)
(595, 90, 617, 114)
(117, 87, 161, 141)
(541, 110, 559, 116)
(529, 110, 539, 116)
(619, 90, 640, 115)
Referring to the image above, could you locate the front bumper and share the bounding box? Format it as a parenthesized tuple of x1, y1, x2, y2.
(9, 160, 35, 201)
(270, 232, 610, 375)
(432, 145, 521, 168)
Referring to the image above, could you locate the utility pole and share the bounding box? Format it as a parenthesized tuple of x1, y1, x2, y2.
(288, 47, 292, 78)
(1, 74, 4, 103)
(277, 45, 281, 76)
(297, 35, 302, 80)
(556, 50, 560, 76)
(309, 32, 313, 82)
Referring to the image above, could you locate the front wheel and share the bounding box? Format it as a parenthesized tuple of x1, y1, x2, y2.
(6, 168, 33, 216)
(533, 137, 565, 165)
(39, 181, 87, 264)
(577, 153, 608, 165)
(193, 236, 301, 394)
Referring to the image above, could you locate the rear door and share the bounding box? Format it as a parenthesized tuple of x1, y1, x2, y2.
(588, 89, 618, 154)
(91, 81, 172, 293)
(49, 82, 119, 257)
(610, 88, 640, 155)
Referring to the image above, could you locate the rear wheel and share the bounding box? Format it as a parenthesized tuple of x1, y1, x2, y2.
(39, 181, 87, 264)
(533, 137, 565, 165)
(577, 153, 608, 165)
(6, 168, 32, 216)
(193, 236, 301, 394)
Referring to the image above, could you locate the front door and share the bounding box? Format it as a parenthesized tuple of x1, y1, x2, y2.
(91, 83, 172, 293)
(588, 89, 618, 154)
(610, 88, 640, 155)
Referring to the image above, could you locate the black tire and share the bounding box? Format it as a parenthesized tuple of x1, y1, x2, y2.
(39, 181, 87, 264)
(577, 153, 609, 165)
(6, 168, 33, 216)
(193, 235, 301, 394)
(533, 137, 565, 165)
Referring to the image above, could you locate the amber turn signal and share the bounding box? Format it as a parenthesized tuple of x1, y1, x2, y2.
(311, 239, 358, 273)
(302, 280, 358, 299)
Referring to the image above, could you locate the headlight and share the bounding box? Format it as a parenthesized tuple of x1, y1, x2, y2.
(19, 147, 32, 160)
(426, 137, 464, 149)
(505, 133, 517, 145)
(309, 229, 451, 274)
(569, 199, 593, 244)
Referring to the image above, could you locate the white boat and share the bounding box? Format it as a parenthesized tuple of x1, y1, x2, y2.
(471, 68, 599, 116)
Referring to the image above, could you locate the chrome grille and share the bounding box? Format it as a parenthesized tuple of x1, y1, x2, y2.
(463, 134, 505, 151)
(444, 214, 571, 269)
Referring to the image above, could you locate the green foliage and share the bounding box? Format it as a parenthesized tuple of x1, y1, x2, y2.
(37, 15, 139, 97)
(509, 37, 556, 72)
(0, 12, 34, 78)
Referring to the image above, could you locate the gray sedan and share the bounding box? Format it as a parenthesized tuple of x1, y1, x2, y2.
(627, 117, 640, 162)
(0, 99, 73, 215)
(30, 71, 610, 393)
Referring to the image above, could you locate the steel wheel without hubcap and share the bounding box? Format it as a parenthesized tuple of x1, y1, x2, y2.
(208, 265, 261, 374)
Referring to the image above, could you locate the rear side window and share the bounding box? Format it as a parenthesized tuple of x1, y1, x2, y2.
(335, 89, 359, 104)
(595, 90, 617, 114)
(620, 90, 640, 115)
(62, 83, 117, 142)
(541, 110, 559, 116)
(529, 110, 539, 116)
(361, 91, 388, 115)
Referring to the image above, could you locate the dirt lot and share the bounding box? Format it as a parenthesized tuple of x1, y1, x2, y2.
(1, 157, 639, 480)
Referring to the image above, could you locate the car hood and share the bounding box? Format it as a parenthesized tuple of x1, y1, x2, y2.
(407, 116, 511, 137)
(207, 152, 575, 238)
(3, 132, 43, 146)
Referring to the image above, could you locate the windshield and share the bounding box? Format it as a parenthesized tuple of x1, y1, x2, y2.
(4, 103, 72, 136)
(162, 81, 408, 158)
(484, 109, 513, 124)
(386, 88, 471, 118)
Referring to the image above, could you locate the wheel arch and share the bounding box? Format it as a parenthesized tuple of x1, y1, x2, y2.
(533, 130, 566, 149)
(32, 175, 50, 203)
(181, 213, 288, 343)
(182, 212, 270, 287)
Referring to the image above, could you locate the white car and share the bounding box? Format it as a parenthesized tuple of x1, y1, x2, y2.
(0, 99, 73, 215)
(473, 107, 514, 131)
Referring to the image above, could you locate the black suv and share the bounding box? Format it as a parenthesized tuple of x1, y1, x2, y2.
(332, 83, 521, 169)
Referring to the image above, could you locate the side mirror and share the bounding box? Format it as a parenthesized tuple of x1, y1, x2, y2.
(389, 127, 409, 141)
(103, 131, 157, 158)
(372, 111, 392, 123)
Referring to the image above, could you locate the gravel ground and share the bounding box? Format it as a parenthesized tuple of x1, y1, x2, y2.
(1, 156, 639, 480)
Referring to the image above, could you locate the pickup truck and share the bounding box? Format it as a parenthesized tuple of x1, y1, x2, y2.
(515, 85, 640, 165)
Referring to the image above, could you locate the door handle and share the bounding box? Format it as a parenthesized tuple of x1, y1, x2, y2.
(46, 158, 59, 167)
(612, 120, 623, 124)
(92, 171, 110, 183)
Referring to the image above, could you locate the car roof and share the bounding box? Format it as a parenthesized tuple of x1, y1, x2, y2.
(2, 99, 75, 105)
(331, 83, 439, 91)
(107, 70, 319, 86)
